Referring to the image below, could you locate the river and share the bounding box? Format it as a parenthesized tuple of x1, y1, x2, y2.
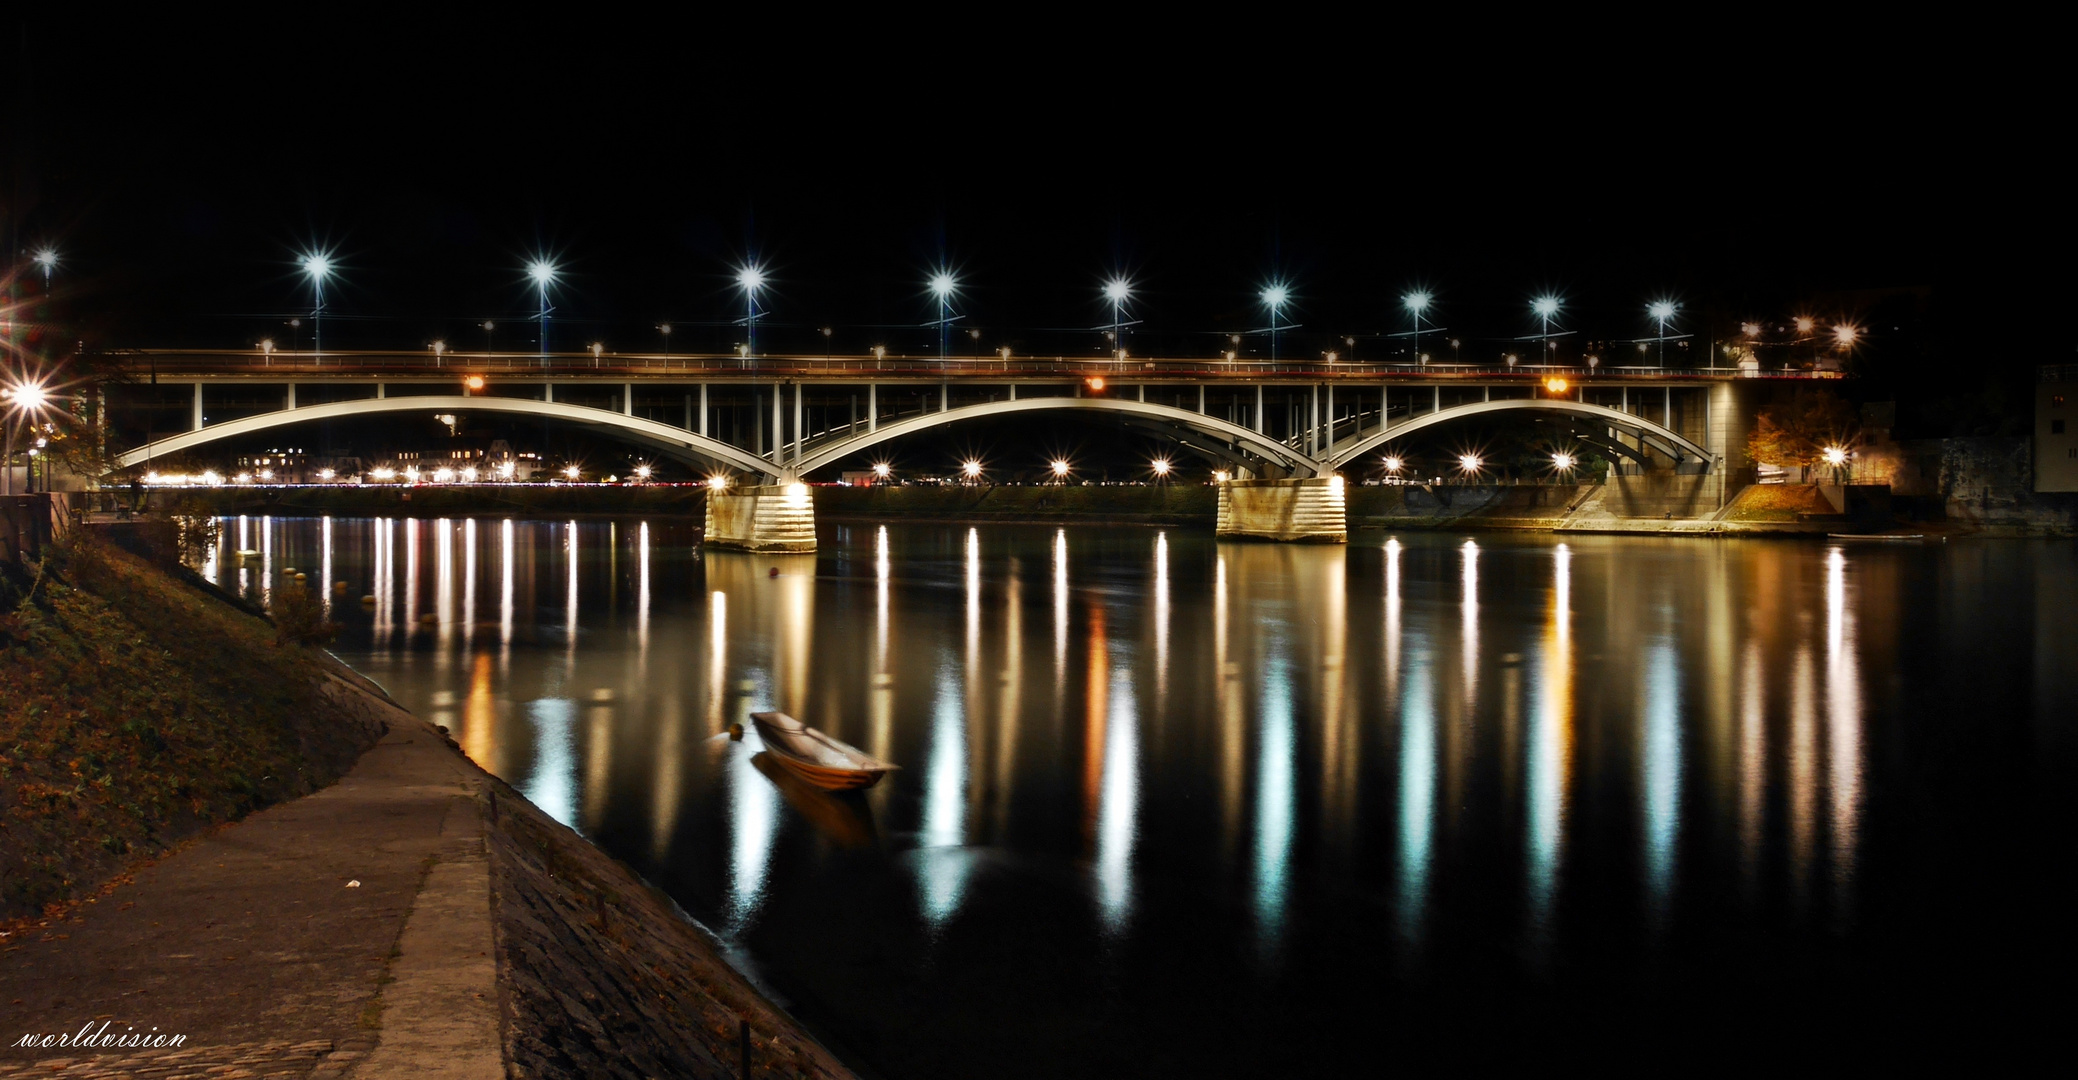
(201, 517, 2077, 1074)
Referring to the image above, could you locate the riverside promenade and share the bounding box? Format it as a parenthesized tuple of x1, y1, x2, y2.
(0, 663, 853, 1080)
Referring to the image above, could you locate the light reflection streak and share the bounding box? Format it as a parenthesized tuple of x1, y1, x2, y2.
(404, 518, 419, 649)
(462, 519, 476, 650)
(1826, 548, 1863, 904)
(320, 517, 333, 619)
(1083, 605, 1107, 849)
(1790, 646, 1817, 904)
(992, 571, 1023, 841)
(523, 697, 577, 828)
(1396, 651, 1435, 946)
(1216, 553, 1243, 866)
(652, 692, 683, 860)
(1254, 642, 1294, 958)
(637, 522, 651, 656)
(584, 694, 612, 831)
(1154, 531, 1170, 703)
(1527, 543, 1571, 942)
(1053, 529, 1069, 695)
(260, 516, 273, 610)
(1460, 539, 1479, 703)
(463, 651, 495, 769)
(1096, 643, 1138, 935)
(870, 527, 892, 764)
(1739, 641, 1766, 895)
(726, 721, 779, 933)
(236, 516, 249, 597)
(499, 520, 515, 663)
(921, 662, 970, 930)
(564, 521, 578, 673)
(436, 518, 454, 660)
(966, 530, 985, 836)
(1642, 639, 1681, 914)
(707, 591, 729, 731)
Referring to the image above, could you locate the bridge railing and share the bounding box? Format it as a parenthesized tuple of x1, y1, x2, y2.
(104, 349, 1783, 381)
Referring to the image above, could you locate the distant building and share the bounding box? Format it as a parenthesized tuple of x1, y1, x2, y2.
(2039, 365, 2078, 492)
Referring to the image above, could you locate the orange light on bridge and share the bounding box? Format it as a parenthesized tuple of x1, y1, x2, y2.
(465, 375, 486, 391)
(1544, 377, 1569, 395)
(1086, 376, 1106, 392)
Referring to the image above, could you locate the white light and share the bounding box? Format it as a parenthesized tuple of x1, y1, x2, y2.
(785, 482, 808, 499)
(1403, 290, 1431, 313)
(930, 272, 958, 297)
(1649, 300, 1677, 322)
(257, 469, 273, 480)
(318, 468, 336, 480)
(1104, 279, 1131, 302)
(235, 472, 253, 484)
(1458, 454, 1482, 473)
(200, 471, 222, 486)
(528, 260, 556, 286)
(1383, 455, 1403, 472)
(1052, 459, 1071, 476)
(33, 248, 57, 270)
(738, 266, 766, 291)
(301, 253, 332, 279)
(1833, 325, 1860, 346)
(434, 467, 456, 483)
(563, 465, 580, 479)
(708, 474, 731, 490)
(372, 467, 396, 480)
(1532, 296, 1560, 318)
(1212, 470, 1231, 483)
(1552, 452, 1576, 471)
(1262, 284, 1289, 308)
(872, 462, 891, 477)
(1151, 458, 1172, 476)
(962, 459, 983, 478)
(6, 382, 50, 411)
(633, 465, 652, 480)
(498, 462, 517, 478)
(1823, 447, 1849, 466)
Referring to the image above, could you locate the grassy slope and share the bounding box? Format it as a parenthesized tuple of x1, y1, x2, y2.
(1723, 483, 1836, 522)
(0, 538, 376, 921)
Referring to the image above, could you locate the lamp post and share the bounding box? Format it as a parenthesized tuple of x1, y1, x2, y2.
(737, 266, 766, 357)
(1104, 278, 1131, 366)
(1648, 300, 1677, 367)
(1532, 296, 1561, 365)
(527, 260, 557, 365)
(300, 253, 332, 360)
(3, 381, 50, 497)
(1403, 291, 1430, 366)
(1262, 284, 1290, 362)
(659, 323, 673, 361)
(32, 248, 57, 289)
(929, 272, 958, 363)
(482, 321, 495, 363)
(432, 340, 447, 368)
(260, 339, 275, 368)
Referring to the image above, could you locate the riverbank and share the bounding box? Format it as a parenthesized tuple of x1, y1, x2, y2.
(0, 540, 853, 1078)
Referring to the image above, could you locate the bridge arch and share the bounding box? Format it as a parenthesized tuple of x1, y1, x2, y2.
(111, 395, 784, 479)
(791, 397, 1328, 478)
(1326, 398, 1714, 471)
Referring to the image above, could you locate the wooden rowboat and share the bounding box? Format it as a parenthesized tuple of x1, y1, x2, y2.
(749, 712, 898, 791)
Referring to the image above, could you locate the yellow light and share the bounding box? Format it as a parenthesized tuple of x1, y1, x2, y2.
(1213, 470, 1231, 483)
(1052, 459, 1071, 476)
(1823, 447, 1849, 466)
(708, 474, 730, 490)
(1544, 377, 1569, 394)
(1795, 316, 1816, 334)
(785, 482, 808, 499)
(1086, 376, 1105, 392)
(963, 459, 983, 478)
(466, 375, 486, 390)
(460, 467, 478, 482)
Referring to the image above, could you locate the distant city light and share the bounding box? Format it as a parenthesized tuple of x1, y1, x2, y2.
(460, 467, 478, 482)
(1458, 454, 1483, 474)
(1052, 459, 1071, 478)
(466, 375, 486, 390)
(1086, 376, 1106, 391)
(962, 459, 983, 479)
(318, 468, 336, 480)
(498, 462, 517, 479)
(1742, 322, 1762, 337)
(257, 469, 274, 481)
(372, 467, 396, 480)
(4, 382, 50, 411)
(633, 464, 653, 480)
(235, 472, 253, 484)
(1150, 458, 1172, 477)
(1795, 316, 1817, 334)
(434, 467, 456, 483)
(1552, 452, 1577, 471)
(200, 470, 223, 486)
(1544, 376, 1569, 394)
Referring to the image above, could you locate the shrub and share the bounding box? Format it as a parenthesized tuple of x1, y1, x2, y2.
(269, 583, 341, 647)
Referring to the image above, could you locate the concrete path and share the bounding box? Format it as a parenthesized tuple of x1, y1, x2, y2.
(0, 680, 503, 1078)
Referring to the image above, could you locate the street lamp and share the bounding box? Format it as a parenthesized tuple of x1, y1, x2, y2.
(1051, 458, 1071, 483)
(1262, 284, 1290, 362)
(1648, 300, 1678, 367)
(929, 272, 959, 362)
(1403, 290, 1430, 366)
(527, 260, 557, 364)
(961, 457, 983, 483)
(483, 321, 495, 360)
(3, 381, 51, 497)
(431, 340, 446, 368)
(300, 252, 333, 360)
(1551, 451, 1577, 474)
(32, 248, 57, 288)
(1382, 454, 1404, 479)
(1458, 453, 1483, 478)
(659, 323, 673, 360)
(1104, 278, 1132, 364)
(1150, 457, 1172, 480)
(1532, 295, 1561, 366)
(737, 266, 766, 357)
(260, 339, 276, 367)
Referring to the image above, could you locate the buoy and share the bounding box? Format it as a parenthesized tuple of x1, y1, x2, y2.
(768, 566, 780, 578)
(294, 572, 307, 582)
(361, 595, 376, 605)
(334, 581, 349, 592)
(727, 723, 744, 741)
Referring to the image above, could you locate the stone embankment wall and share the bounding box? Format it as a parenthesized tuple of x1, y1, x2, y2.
(1868, 437, 2078, 533)
(483, 771, 853, 1080)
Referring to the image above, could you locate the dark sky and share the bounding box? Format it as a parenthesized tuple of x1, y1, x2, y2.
(5, 17, 2010, 373)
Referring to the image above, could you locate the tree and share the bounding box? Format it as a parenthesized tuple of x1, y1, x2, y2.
(1746, 389, 1860, 468)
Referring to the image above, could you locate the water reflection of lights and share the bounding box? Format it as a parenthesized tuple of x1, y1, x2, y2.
(726, 727, 779, 932)
(1255, 644, 1295, 957)
(523, 698, 578, 828)
(499, 519, 515, 659)
(707, 591, 728, 731)
(564, 521, 578, 670)
(1396, 646, 1435, 946)
(1053, 529, 1069, 689)
(921, 663, 971, 931)
(1527, 543, 1572, 939)
(1826, 548, 1863, 900)
(1153, 532, 1170, 701)
(1460, 539, 1479, 701)
(1642, 639, 1682, 913)
(1096, 643, 1139, 935)
(462, 519, 477, 651)
(1739, 641, 1765, 893)
(1790, 647, 1818, 901)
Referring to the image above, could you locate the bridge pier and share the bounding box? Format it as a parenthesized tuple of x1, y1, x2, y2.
(1215, 477, 1347, 543)
(703, 483, 817, 553)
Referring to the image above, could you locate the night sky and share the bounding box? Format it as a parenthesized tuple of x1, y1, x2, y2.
(4, 18, 2020, 432)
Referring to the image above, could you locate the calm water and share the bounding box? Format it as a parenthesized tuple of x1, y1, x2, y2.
(203, 518, 2076, 1073)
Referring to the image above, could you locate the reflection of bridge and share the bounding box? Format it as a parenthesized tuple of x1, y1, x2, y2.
(106, 350, 1817, 547)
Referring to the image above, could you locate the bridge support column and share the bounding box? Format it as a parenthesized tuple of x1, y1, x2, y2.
(1215, 477, 1346, 543)
(698, 384, 708, 436)
(192, 383, 203, 431)
(704, 483, 817, 553)
(868, 383, 877, 432)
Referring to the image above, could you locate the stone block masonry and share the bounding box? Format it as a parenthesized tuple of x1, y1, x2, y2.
(1215, 477, 1347, 543)
(705, 484, 817, 552)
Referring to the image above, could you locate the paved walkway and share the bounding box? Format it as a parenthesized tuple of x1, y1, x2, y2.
(0, 675, 502, 1079)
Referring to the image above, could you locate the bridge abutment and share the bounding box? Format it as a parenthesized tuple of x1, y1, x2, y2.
(702, 484, 817, 552)
(1215, 477, 1347, 543)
